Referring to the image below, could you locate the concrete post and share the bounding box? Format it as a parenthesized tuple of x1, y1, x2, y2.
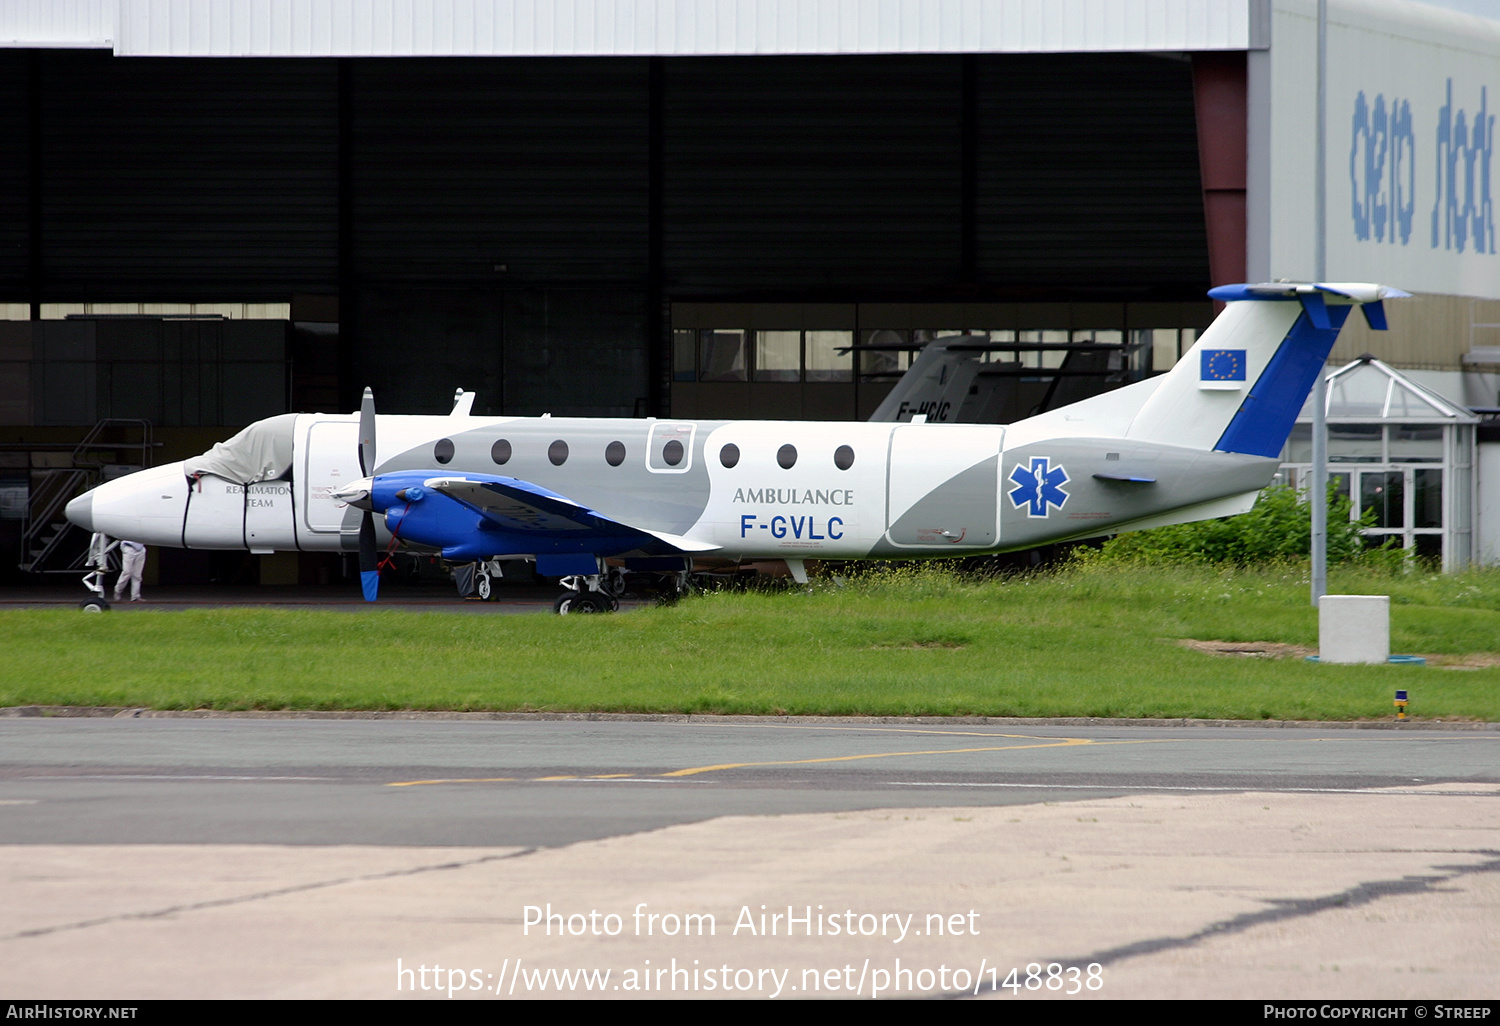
(1318, 595, 1391, 664)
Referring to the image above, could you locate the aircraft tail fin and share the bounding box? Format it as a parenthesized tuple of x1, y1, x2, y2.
(867, 337, 984, 423)
(1124, 282, 1410, 457)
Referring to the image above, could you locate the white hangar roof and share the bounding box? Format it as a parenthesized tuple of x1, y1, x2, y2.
(3, 0, 1268, 56)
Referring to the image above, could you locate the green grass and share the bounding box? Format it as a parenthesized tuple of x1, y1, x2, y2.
(2, 561, 1498, 721)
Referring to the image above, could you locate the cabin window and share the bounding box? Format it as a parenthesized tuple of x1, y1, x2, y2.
(719, 443, 740, 468)
(777, 444, 797, 469)
(434, 438, 455, 465)
(491, 439, 512, 465)
(605, 441, 626, 467)
(662, 439, 684, 466)
(548, 440, 569, 466)
(834, 445, 855, 470)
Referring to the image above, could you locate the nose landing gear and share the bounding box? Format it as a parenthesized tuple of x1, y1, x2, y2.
(78, 532, 118, 612)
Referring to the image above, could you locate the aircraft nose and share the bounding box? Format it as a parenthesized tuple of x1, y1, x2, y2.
(65, 489, 95, 533)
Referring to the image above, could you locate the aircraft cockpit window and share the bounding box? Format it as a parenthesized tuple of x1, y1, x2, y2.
(491, 439, 512, 465)
(662, 440, 684, 466)
(777, 444, 797, 470)
(834, 445, 855, 470)
(548, 440, 569, 466)
(605, 441, 626, 467)
(434, 439, 455, 465)
(719, 443, 740, 468)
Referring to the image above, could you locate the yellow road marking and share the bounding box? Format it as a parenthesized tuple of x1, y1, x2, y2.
(384, 735, 1175, 787)
(712, 723, 1065, 738)
(386, 777, 517, 787)
(660, 736, 1095, 777)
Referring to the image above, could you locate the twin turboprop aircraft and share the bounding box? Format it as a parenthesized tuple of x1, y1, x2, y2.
(65, 282, 1407, 611)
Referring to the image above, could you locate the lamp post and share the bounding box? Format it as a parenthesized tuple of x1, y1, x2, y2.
(1311, 0, 1329, 607)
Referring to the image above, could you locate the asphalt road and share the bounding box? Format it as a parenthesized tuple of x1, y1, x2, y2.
(2, 717, 1495, 846)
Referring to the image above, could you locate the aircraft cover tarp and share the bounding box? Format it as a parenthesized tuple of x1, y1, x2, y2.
(184, 414, 297, 484)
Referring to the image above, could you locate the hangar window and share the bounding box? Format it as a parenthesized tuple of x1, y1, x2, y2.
(673, 330, 697, 382)
(434, 438, 455, 465)
(548, 440, 569, 466)
(1132, 328, 1197, 372)
(834, 445, 854, 470)
(491, 439, 512, 465)
(699, 330, 747, 382)
(674, 326, 852, 384)
(805, 331, 853, 382)
(777, 444, 797, 470)
(662, 439, 684, 466)
(858, 330, 911, 381)
(753, 331, 801, 382)
(719, 443, 740, 468)
(605, 441, 626, 467)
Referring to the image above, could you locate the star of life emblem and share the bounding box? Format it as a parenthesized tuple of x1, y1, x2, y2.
(1008, 456, 1069, 518)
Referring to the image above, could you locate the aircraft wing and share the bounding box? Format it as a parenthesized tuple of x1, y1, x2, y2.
(422, 475, 719, 554)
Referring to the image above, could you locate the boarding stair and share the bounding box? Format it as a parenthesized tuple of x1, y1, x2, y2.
(13, 419, 155, 574)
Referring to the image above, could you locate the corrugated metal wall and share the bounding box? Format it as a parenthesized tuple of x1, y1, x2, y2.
(36, 50, 337, 301)
(976, 53, 1207, 289)
(0, 51, 27, 298)
(7, 50, 1207, 302)
(350, 57, 648, 286)
(665, 55, 962, 292)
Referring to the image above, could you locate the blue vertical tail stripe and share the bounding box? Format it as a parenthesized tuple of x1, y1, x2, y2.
(1213, 305, 1353, 459)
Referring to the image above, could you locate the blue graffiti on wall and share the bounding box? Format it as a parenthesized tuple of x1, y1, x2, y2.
(1350, 79, 1494, 255)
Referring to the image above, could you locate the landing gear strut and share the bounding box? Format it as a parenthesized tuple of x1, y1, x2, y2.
(79, 533, 117, 612)
(554, 570, 622, 614)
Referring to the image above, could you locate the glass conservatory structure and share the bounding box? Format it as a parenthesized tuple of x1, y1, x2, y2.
(1277, 358, 1478, 571)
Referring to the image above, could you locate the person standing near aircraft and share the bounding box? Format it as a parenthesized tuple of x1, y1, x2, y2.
(112, 539, 146, 603)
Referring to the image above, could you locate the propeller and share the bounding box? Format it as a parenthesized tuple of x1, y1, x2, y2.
(358, 387, 379, 602)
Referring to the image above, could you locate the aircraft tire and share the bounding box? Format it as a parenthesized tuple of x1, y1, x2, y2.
(80, 598, 110, 613)
(555, 592, 607, 614)
(476, 572, 492, 601)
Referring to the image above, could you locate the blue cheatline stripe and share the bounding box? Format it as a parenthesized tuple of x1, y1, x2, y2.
(1213, 305, 1352, 459)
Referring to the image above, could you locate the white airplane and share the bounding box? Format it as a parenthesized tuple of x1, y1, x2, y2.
(65, 282, 1407, 612)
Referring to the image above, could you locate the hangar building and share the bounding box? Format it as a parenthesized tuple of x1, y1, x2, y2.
(0, 0, 1497, 580)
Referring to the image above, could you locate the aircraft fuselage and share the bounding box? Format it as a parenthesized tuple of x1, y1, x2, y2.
(74, 410, 1276, 561)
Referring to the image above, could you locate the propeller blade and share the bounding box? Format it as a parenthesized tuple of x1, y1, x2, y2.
(358, 386, 376, 477)
(359, 510, 379, 602)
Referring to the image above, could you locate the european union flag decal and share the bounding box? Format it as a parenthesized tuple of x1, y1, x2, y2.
(1200, 349, 1247, 390)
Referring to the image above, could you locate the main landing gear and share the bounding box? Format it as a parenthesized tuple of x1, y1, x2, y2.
(553, 568, 626, 615)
